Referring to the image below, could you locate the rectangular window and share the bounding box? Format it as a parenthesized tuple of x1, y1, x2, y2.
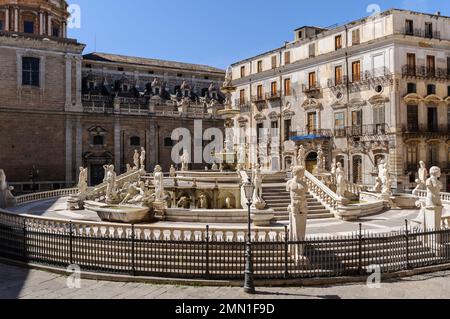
(257, 85, 263, 100)
(335, 35, 342, 50)
(352, 61, 361, 82)
(284, 51, 291, 65)
(271, 56, 277, 69)
(429, 145, 438, 166)
(257, 60, 263, 73)
(407, 146, 417, 166)
(240, 66, 246, 78)
(24, 21, 34, 34)
(284, 119, 292, 142)
(307, 113, 317, 134)
(239, 89, 245, 105)
(405, 20, 414, 35)
(0, 20, 4, 31)
(309, 43, 316, 58)
(447, 106, 450, 130)
(334, 112, 345, 129)
(284, 78, 291, 96)
(407, 105, 419, 131)
(426, 55, 435, 76)
(428, 107, 438, 132)
(52, 27, 60, 37)
(407, 83, 417, 94)
(270, 81, 278, 96)
(352, 29, 360, 45)
(22, 57, 40, 87)
(352, 110, 362, 126)
(447, 57, 450, 75)
(373, 106, 385, 126)
(335, 66, 343, 85)
(308, 72, 316, 88)
(425, 22, 433, 38)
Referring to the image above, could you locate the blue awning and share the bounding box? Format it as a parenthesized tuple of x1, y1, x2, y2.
(290, 135, 331, 141)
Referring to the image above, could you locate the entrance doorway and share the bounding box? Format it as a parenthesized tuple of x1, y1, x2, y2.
(306, 152, 318, 174)
(90, 165, 105, 186)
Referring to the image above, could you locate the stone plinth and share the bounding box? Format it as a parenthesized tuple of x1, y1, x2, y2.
(251, 209, 275, 227)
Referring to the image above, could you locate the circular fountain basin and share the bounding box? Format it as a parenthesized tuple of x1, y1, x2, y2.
(84, 201, 151, 224)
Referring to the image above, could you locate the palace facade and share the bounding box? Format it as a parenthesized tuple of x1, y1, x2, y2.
(230, 9, 450, 192)
(0, 0, 225, 193)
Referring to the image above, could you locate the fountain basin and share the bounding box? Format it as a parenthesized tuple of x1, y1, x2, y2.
(84, 201, 152, 224)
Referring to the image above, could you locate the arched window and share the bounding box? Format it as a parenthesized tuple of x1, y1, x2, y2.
(130, 136, 141, 147)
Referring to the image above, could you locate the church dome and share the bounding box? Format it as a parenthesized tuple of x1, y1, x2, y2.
(0, 0, 70, 39)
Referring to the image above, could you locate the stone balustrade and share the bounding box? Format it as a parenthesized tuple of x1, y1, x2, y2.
(16, 188, 78, 205)
(304, 170, 340, 212)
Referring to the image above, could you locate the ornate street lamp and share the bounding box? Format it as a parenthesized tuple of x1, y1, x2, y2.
(242, 178, 256, 294)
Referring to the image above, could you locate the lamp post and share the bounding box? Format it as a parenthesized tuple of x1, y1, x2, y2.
(243, 179, 255, 294)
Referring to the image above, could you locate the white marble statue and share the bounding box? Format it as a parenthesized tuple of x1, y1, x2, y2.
(198, 194, 209, 209)
(317, 145, 324, 174)
(238, 143, 246, 165)
(0, 170, 16, 209)
(426, 166, 443, 209)
(379, 160, 392, 196)
(77, 167, 88, 197)
(225, 127, 234, 153)
(286, 166, 309, 260)
(105, 165, 117, 204)
(414, 161, 428, 194)
(252, 164, 266, 209)
(180, 150, 190, 171)
(169, 165, 176, 177)
(140, 147, 146, 171)
(212, 163, 218, 171)
(133, 150, 140, 169)
(335, 163, 346, 199)
(153, 165, 164, 201)
(297, 145, 306, 167)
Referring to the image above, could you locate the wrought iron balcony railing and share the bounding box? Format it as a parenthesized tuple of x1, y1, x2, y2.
(402, 28, 441, 40)
(403, 124, 449, 134)
(290, 128, 333, 140)
(402, 65, 449, 80)
(346, 124, 390, 137)
(302, 83, 322, 94)
(265, 91, 282, 101)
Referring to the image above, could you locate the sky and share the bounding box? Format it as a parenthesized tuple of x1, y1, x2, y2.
(67, 0, 450, 69)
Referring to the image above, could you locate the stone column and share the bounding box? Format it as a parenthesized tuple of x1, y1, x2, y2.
(14, 7, 18, 32)
(65, 55, 72, 110)
(74, 56, 83, 110)
(114, 120, 121, 172)
(75, 118, 83, 170)
(65, 118, 73, 184)
(47, 15, 52, 36)
(5, 7, 9, 31)
(39, 12, 44, 35)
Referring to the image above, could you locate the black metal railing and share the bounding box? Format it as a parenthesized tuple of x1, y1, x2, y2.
(290, 128, 333, 139)
(402, 65, 449, 80)
(2, 213, 450, 281)
(403, 124, 449, 134)
(402, 28, 441, 40)
(346, 124, 390, 137)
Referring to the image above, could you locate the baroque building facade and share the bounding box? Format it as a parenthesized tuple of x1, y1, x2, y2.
(0, 0, 225, 193)
(230, 9, 450, 192)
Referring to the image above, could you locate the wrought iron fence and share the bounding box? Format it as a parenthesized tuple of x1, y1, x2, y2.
(1, 212, 450, 280)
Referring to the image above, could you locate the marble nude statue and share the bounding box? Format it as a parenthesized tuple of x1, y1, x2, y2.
(297, 145, 306, 167)
(180, 150, 190, 171)
(335, 163, 346, 199)
(169, 165, 176, 177)
(77, 167, 88, 198)
(153, 165, 164, 201)
(426, 166, 443, 209)
(140, 147, 146, 170)
(0, 170, 16, 209)
(133, 150, 140, 170)
(286, 166, 308, 260)
(413, 161, 428, 195)
(105, 165, 118, 204)
(252, 164, 266, 209)
(317, 145, 324, 174)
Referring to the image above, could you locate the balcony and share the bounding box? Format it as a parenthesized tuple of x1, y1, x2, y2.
(265, 91, 282, 101)
(346, 124, 390, 138)
(403, 124, 450, 138)
(302, 83, 322, 96)
(290, 128, 333, 141)
(402, 28, 441, 40)
(402, 65, 449, 81)
(327, 76, 348, 88)
(234, 98, 251, 113)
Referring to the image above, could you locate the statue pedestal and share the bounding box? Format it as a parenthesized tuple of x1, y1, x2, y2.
(289, 212, 308, 263)
(153, 200, 167, 220)
(251, 209, 274, 227)
(420, 206, 444, 252)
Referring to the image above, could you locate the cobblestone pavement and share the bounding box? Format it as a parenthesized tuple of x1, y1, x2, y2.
(1, 263, 450, 299)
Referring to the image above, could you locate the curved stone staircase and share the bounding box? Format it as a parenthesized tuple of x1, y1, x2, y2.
(262, 185, 334, 221)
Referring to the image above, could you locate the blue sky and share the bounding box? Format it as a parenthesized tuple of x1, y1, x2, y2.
(67, 0, 449, 69)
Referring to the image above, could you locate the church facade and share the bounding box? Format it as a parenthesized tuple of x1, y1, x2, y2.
(0, 0, 225, 193)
